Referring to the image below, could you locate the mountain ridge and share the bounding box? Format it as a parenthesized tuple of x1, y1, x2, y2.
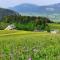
(0, 8, 18, 20)
(10, 3, 60, 12)
(9, 3, 60, 21)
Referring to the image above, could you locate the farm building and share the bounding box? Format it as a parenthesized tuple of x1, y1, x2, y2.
(5, 24, 16, 30)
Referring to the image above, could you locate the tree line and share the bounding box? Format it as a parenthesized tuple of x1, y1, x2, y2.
(0, 15, 52, 31)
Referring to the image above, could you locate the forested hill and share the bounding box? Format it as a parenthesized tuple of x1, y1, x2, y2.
(0, 15, 52, 31)
(0, 8, 18, 20)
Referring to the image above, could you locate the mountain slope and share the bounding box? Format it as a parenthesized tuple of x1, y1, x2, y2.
(10, 3, 60, 14)
(10, 4, 40, 13)
(10, 3, 60, 21)
(0, 8, 18, 20)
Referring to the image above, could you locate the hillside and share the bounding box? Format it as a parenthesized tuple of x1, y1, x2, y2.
(10, 3, 60, 21)
(0, 8, 18, 20)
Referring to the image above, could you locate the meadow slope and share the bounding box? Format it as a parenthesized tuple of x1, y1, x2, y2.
(0, 30, 60, 60)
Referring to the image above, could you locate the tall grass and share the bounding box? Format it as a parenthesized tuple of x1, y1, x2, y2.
(0, 30, 60, 60)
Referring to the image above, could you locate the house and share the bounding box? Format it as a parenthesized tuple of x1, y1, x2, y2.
(5, 24, 16, 30)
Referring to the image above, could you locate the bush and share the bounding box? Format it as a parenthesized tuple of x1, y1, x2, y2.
(15, 22, 36, 31)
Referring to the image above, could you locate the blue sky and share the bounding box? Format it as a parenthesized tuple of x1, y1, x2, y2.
(0, 0, 60, 8)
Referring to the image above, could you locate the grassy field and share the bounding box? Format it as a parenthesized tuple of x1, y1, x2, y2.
(0, 30, 60, 60)
(49, 23, 60, 30)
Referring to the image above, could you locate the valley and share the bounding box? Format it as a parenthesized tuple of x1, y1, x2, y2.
(0, 2, 60, 60)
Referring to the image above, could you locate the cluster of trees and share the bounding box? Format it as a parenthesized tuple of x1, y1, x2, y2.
(0, 15, 52, 31)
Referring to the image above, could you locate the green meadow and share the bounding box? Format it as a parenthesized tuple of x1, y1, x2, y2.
(0, 30, 60, 60)
(49, 23, 60, 30)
